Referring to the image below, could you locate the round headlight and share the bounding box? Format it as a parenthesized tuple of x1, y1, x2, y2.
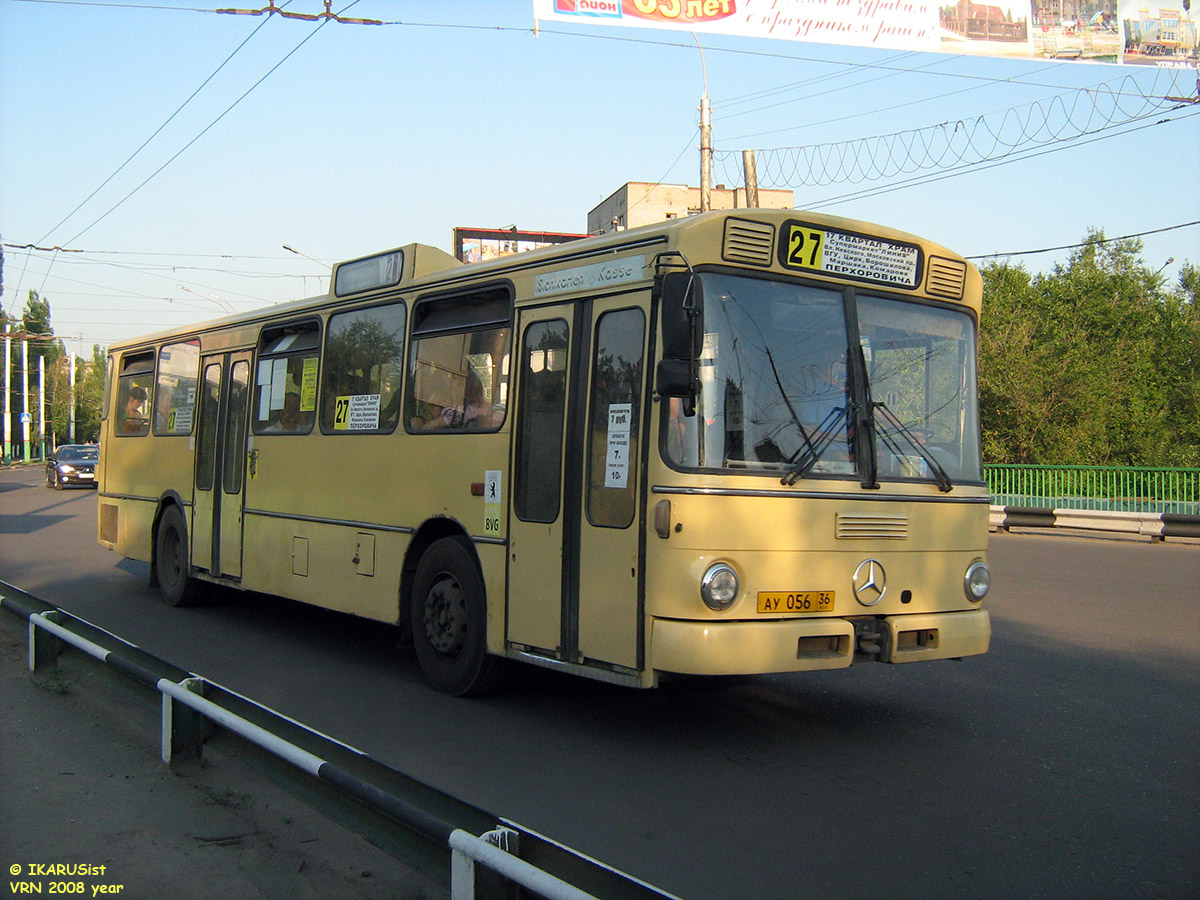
(964, 560, 990, 602)
(701, 563, 739, 611)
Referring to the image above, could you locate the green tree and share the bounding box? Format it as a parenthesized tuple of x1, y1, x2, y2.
(1152, 263, 1200, 465)
(979, 230, 1195, 466)
(46, 344, 105, 446)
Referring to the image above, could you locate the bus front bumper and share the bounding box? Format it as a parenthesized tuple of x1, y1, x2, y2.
(650, 609, 991, 676)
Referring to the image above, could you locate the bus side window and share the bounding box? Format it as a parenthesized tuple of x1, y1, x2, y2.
(514, 319, 568, 522)
(153, 340, 200, 435)
(320, 302, 406, 434)
(406, 287, 512, 434)
(253, 321, 321, 435)
(115, 351, 155, 437)
(587, 308, 645, 528)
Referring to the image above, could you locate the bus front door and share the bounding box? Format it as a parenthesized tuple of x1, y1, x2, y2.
(192, 352, 251, 580)
(508, 298, 647, 674)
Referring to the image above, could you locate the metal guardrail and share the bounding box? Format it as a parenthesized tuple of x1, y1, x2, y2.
(989, 505, 1200, 538)
(0, 580, 681, 900)
(985, 464, 1200, 515)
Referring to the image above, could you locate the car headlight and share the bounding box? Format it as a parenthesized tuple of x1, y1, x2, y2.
(701, 563, 739, 611)
(58, 464, 75, 473)
(964, 560, 990, 602)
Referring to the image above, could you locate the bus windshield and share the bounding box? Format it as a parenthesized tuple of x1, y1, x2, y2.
(664, 273, 982, 486)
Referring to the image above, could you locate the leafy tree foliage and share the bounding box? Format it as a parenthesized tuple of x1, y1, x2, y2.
(979, 231, 1198, 466)
(2, 289, 104, 448)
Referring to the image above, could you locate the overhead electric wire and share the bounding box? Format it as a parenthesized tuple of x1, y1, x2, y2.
(716, 69, 1197, 194)
(59, 4, 363, 247)
(8, 0, 1127, 92)
(32, 0, 291, 246)
(801, 106, 1200, 210)
(967, 220, 1200, 260)
(721, 60, 1070, 143)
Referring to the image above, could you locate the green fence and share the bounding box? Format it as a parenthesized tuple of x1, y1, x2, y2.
(984, 464, 1200, 515)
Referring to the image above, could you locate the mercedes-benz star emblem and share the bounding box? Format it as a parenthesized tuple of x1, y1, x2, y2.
(853, 559, 887, 606)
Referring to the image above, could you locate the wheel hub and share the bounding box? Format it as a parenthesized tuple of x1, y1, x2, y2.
(424, 574, 467, 657)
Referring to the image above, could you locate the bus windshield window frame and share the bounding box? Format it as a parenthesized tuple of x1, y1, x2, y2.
(660, 270, 983, 487)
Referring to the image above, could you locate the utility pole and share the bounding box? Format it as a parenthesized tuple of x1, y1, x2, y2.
(69, 352, 77, 444)
(695, 33, 711, 213)
(3, 326, 10, 464)
(21, 339, 30, 463)
(743, 149, 760, 208)
(38, 354, 46, 459)
(700, 92, 712, 213)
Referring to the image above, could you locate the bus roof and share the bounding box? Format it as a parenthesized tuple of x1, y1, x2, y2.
(106, 209, 977, 353)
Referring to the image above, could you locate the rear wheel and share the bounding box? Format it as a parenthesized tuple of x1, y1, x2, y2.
(410, 536, 504, 696)
(155, 506, 202, 607)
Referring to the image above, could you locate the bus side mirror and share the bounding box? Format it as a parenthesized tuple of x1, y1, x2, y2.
(656, 273, 703, 412)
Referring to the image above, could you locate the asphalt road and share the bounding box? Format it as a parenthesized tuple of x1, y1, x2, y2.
(1, 464, 1197, 900)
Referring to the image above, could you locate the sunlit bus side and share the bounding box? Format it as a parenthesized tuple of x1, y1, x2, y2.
(97, 209, 990, 695)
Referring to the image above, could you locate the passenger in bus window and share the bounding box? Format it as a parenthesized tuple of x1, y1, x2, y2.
(264, 392, 301, 433)
(120, 385, 148, 434)
(424, 372, 491, 430)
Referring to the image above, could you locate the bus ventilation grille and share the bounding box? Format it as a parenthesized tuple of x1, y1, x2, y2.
(926, 256, 967, 300)
(836, 513, 909, 540)
(722, 218, 775, 267)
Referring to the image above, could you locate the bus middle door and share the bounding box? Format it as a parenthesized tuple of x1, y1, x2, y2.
(192, 352, 251, 580)
(507, 297, 647, 674)
(574, 299, 647, 672)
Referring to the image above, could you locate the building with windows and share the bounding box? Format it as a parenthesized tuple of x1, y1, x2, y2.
(587, 182, 794, 235)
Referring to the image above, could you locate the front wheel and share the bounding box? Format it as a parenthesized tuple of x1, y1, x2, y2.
(155, 506, 203, 607)
(409, 536, 504, 696)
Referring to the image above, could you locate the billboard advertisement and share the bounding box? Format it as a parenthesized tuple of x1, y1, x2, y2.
(453, 227, 587, 263)
(534, 0, 1197, 67)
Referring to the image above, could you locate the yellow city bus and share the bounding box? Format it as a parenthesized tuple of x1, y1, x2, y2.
(98, 209, 991, 695)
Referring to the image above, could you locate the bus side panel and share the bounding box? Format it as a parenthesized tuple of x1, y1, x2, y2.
(101, 426, 195, 563)
(240, 431, 510, 627)
(239, 513, 409, 622)
(98, 497, 158, 564)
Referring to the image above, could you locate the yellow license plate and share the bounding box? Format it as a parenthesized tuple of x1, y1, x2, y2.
(757, 591, 835, 614)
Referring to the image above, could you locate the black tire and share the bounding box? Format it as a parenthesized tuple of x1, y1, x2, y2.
(155, 506, 202, 607)
(52, 471, 63, 490)
(409, 536, 504, 696)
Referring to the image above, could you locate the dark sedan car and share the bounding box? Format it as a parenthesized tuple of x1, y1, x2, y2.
(46, 444, 100, 489)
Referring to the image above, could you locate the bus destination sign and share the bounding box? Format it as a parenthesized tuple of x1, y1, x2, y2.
(779, 221, 922, 290)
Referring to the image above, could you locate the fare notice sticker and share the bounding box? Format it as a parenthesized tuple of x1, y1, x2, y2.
(780, 221, 922, 290)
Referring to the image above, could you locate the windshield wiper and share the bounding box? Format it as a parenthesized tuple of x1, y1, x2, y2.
(781, 405, 848, 485)
(873, 402, 953, 492)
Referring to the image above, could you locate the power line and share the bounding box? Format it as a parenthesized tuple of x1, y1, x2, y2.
(59, 7, 357, 246)
(715, 69, 1198, 192)
(967, 221, 1200, 261)
(33, 1, 287, 246)
(3, 241, 310, 261)
(10, 0, 1134, 92)
(8, 0, 215, 10)
(719, 61, 1069, 143)
(801, 106, 1200, 209)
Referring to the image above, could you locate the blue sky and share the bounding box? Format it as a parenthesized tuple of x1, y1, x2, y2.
(2, 0, 1197, 352)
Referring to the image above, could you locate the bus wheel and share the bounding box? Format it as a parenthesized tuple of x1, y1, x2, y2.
(155, 506, 202, 607)
(410, 536, 503, 696)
